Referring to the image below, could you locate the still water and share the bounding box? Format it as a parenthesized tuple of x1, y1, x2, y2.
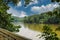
(13, 22, 60, 40)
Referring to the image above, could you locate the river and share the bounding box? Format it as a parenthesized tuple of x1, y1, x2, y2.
(13, 22, 60, 40)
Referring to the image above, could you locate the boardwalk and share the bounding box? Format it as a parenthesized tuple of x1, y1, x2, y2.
(0, 28, 31, 40)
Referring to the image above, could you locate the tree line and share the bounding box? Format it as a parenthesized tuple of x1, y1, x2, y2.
(24, 7, 60, 24)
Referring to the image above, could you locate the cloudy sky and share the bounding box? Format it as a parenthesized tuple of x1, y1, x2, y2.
(7, 0, 59, 17)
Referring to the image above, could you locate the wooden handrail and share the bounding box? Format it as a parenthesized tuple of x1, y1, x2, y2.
(0, 28, 31, 40)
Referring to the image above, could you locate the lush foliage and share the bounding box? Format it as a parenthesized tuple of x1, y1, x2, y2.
(0, 0, 21, 32)
(24, 7, 60, 24)
(51, 0, 60, 2)
(41, 25, 59, 40)
(0, 0, 33, 32)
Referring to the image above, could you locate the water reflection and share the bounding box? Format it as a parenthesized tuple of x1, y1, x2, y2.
(24, 24, 44, 32)
(15, 22, 44, 40)
(14, 22, 60, 40)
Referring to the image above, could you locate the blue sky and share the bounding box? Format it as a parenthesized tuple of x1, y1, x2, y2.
(7, 0, 59, 17)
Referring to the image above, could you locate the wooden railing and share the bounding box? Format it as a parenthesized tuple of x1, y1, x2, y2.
(0, 28, 31, 40)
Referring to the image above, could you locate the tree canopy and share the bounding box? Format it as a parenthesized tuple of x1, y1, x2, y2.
(41, 25, 59, 40)
(0, 0, 31, 32)
(51, 0, 60, 2)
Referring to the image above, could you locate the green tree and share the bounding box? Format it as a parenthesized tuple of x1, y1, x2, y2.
(51, 0, 60, 2)
(0, 0, 20, 32)
(41, 25, 59, 40)
(0, 0, 31, 32)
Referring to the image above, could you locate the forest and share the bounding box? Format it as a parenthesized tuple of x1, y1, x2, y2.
(24, 7, 60, 24)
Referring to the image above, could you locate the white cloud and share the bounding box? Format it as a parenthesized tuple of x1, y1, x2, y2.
(31, 6, 40, 13)
(31, 3, 59, 13)
(29, 0, 38, 5)
(19, 11, 27, 17)
(7, 7, 27, 17)
(7, 7, 18, 16)
(17, 2, 22, 7)
(25, 0, 38, 7)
